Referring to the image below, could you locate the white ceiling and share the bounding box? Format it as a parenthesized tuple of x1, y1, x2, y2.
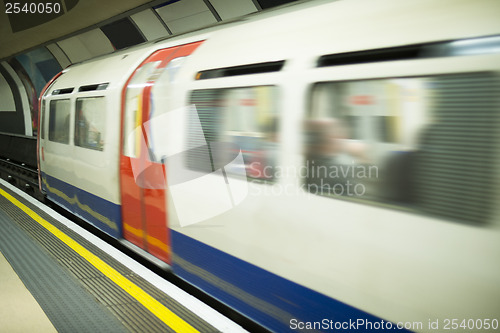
(0, 0, 263, 63)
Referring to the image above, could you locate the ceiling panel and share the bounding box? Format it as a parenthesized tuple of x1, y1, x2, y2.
(155, 0, 217, 34)
(131, 9, 171, 41)
(166, 11, 217, 34)
(57, 29, 114, 63)
(209, 0, 258, 20)
(46, 43, 71, 69)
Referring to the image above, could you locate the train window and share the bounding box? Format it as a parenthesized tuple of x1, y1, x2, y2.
(75, 97, 106, 151)
(195, 61, 285, 80)
(305, 73, 500, 225)
(48, 99, 70, 144)
(52, 88, 74, 95)
(123, 62, 160, 158)
(316, 36, 500, 67)
(40, 100, 46, 139)
(78, 83, 109, 92)
(188, 86, 279, 182)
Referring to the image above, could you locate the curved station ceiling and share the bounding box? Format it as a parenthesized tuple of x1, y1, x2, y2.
(0, 0, 297, 135)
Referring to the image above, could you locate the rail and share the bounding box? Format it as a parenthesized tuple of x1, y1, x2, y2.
(0, 133, 40, 199)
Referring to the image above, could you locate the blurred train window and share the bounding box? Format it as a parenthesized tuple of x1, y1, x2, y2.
(75, 97, 106, 151)
(123, 62, 160, 158)
(40, 100, 46, 139)
(48, 99, 70, 144)
(306, 73, 500, 225)
(188, 86, 279, 181)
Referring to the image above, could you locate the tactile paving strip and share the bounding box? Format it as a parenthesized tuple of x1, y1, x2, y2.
(0, 209, 129, 333)
(0, 184, 219, 333)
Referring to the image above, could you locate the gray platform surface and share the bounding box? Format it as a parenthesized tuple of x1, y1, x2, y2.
(0, 183, 219, 333)
(0, 207, 129, 333)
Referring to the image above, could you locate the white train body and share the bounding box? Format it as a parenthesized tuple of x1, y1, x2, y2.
(39, 0, 500, 331)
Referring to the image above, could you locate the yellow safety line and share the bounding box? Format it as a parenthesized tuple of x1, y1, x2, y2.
(0, 187, 199, 333)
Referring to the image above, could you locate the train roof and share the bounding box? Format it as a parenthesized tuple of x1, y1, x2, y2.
(46, 0, 500, 94)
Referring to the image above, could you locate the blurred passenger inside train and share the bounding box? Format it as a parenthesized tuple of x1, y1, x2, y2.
(303, 117, 368, 195)
(74, 98, 105, 151)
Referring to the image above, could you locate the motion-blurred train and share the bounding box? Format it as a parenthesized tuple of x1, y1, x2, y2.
(37, 0, 500, 331)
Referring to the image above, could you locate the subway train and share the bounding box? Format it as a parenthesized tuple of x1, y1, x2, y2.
(37, 0, 500, 331)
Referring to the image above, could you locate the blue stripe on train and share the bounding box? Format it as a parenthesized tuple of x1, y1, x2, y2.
(41, 172, 122, 238)
(171, 230, 410, 332)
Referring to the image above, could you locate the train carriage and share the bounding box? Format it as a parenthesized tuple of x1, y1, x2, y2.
(38, 0, 500, 331)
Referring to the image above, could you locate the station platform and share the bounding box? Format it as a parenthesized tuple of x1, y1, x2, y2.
(0, 179, 247, 333)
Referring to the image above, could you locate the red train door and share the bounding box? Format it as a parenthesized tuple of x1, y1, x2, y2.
(120, 41, 203, 264)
